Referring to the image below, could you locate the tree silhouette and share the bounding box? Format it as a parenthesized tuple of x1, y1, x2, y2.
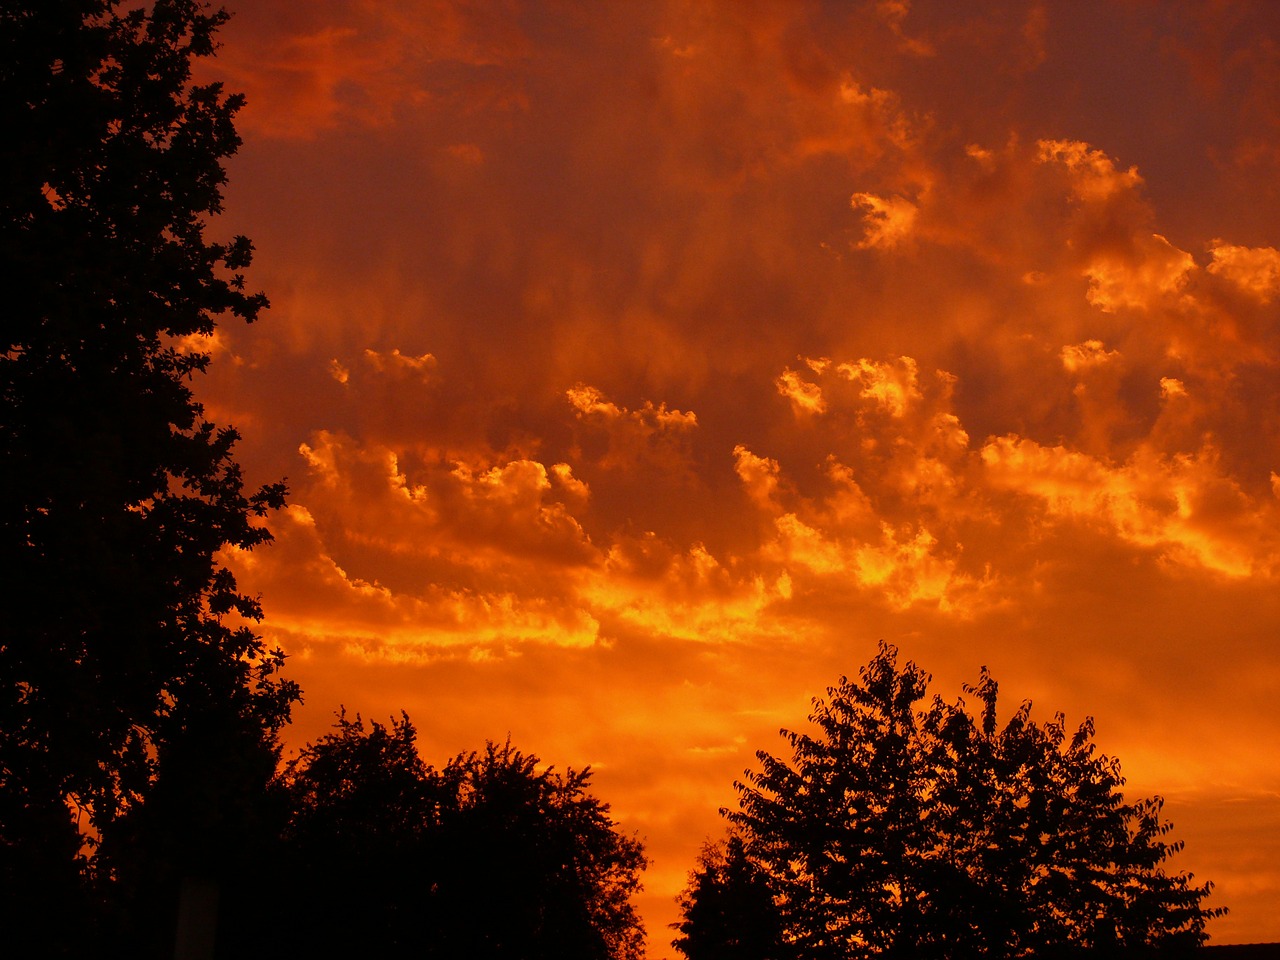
(672, 833, 787, 960)
(0, 1, 294, 951)
(689, 642, 1225, 959)
(235, 712, 648, 960)
(434, 741, 648, 960)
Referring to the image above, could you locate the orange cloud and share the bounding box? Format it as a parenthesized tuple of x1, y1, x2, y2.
(1061, 339, 1120, 372)
(1084, 233, 1196, 313)
(581, 536, 792, 646)
(851, 192, 919, 248)
(296, 430, 598, 573)
(981, 437, 1274, 578)
(775, 366, 827, 415)
(228, 505, 601, 658)
(566, 384, 697, 431)
(1038, 139, 1143, 202)
(733, 445, 782, 511)
(362, 348, 437, 377)
(1207, 239, 1280, 303)
(566, 384, 699, 480)
(835, 356, 924, 418)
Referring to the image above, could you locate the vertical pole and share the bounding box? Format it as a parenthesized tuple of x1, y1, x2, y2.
(173, 876, 219, 960)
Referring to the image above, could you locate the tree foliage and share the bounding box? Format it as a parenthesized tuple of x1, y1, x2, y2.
(682, 643, 1225, 959)
(672, 833, 787, 960)
(0, 0, 294, 948)
(228, 712, 649, 960)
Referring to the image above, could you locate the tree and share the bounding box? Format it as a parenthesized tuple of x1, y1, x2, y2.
(0, 1, 295, 950)
(672, 833, 787, 960)
(434, 741, 648, 960)
(234, 712, 649, 960)
(696, 643, 1224, 960)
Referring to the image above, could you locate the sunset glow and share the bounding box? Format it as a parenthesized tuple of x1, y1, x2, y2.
(199, 1, 1280, 949)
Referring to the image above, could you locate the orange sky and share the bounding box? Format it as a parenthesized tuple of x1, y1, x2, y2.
(196, 1, 1280, 950)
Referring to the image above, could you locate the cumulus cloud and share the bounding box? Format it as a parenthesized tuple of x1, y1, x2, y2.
(566, 384, 699, 477)
(768, 511, 988, 614)
(1207, 240, 1280, 302)
(227, 504, 601, 657)
(549, 462, 590, 500)
(737, 358, 992, 615)
(835, 356, 924, 417)
(776, 367, 827, 415)
(582, 535, 793, 645)
(295, 430, 598, 573)
(363, 348, 438, 377)
(981, 437, 1273, 578)
(1061, 339, 1120, 372)
(1038, 139, 1143, 202)
(566, 384, 697, 430)
(851, 192, 919, 248)
(1084, 233, 1196, 313)
(733, 445, 782, 511)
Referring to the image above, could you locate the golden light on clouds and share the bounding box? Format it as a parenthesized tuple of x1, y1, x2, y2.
(200, 0, 1280, 949)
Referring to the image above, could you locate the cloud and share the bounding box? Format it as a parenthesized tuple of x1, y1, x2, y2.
(363, 348, 438, 377)
(581, 535, 793, 645)
(227, 505, 601, 657)
(851, 192, 919, 249)
(768, 512, 988, 615)
(1038, 139, 1143, 203)
(835, 356, 924, 418)
(776, 367, 827, 415)
(1084, 233, 1196, 313)
(1207, 240, 1280, 303)
(566, 384, 699, 475)
(549, 462, 589, 500)
(734, 359, 992, 616)
(1061, 339, 1120, 372)
(981, 436, 1273, 578)
(871, 0, 936, 58)
(566, 384, 697, 431)
(295, 430, 599, 573)
(733, 445, 782, 511)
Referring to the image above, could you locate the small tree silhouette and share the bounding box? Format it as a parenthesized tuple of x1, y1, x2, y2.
(672, 833, 786, 960)
(679, 642, 1224, 959)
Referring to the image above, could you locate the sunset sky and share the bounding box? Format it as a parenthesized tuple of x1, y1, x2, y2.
(195, 0, 1280, 949)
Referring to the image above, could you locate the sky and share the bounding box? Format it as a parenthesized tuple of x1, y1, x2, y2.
(195, 0, 1280, 949)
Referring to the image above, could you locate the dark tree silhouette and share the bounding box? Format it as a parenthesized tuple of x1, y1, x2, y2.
(0, 1, 294, 951)
(434, 741, 648, 960)
(235, 712, 648, 960)
(688, 643, 1225, 960)
(672, 833, 786, 960)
